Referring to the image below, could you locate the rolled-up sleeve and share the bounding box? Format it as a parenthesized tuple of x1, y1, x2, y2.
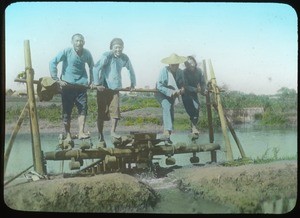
(93, 54, 108, 85)
(49, 50, 65, 81)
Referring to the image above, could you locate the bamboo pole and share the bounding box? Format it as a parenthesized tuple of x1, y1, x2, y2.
(118, 88, 157, 93)
(4, 165, 33, 186)
(203, 60, 214, 143)
(14, 78, 39, 84)
(4, 102, 29, 175)
(206, 84, 214, 143)
(224, 115, 246, 158)
(24, 40, 45, 175)
(212, 104, 246, 158)
(208, 59, 233, 161)
(14, 78, 158, 93)
(202, 60, 216, 162)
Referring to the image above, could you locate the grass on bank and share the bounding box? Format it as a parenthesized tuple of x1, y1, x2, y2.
(5, 87, 297, 129)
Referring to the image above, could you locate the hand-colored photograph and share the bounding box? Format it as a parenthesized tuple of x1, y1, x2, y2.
(3, 1, 297, 215)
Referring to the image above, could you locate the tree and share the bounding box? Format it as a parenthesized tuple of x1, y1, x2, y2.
(276, 87, 297, 112)
(277, 87, 297, 98)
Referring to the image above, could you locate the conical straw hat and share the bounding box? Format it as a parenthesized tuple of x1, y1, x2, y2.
(161, 53, 187, 64)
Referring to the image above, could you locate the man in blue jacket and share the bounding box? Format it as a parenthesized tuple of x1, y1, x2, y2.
(155, 53, 187, 145)
(92, 38, 136, 148)
(49, 33, 94, 144)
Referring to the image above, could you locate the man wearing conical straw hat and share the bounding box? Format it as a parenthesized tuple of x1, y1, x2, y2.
(155, 53, 187, 145)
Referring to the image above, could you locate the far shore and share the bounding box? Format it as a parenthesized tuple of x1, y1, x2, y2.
(4, 119, 165, 136)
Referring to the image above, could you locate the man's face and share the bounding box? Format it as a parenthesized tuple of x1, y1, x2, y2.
(112, 44, 123, 57)
(72, 35, 85, 52)
(169, 64, 179, 73)
(186, 59, 196, 72)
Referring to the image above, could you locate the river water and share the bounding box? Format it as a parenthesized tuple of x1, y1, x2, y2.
(3, 124, 297, 213)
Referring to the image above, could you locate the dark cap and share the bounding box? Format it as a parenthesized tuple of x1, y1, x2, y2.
(110, 38, 124, 49)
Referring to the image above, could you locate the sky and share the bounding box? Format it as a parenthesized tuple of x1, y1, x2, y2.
(4, 2, 298, 95)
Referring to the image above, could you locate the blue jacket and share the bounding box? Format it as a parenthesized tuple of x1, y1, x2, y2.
(49, 47, 94, 86)
(156, 66, 185, 97)
(93, 51, 136, 90)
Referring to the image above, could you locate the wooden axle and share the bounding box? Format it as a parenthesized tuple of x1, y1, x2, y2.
(44, 142, 220, 161)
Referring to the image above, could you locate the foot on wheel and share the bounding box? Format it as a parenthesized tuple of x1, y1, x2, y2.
(96, 140, 107, 149)
(78, 132, 90, 140)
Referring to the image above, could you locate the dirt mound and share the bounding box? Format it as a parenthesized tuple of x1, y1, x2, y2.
(4, 173, 159, 213)
(3, 160, 297, 214)
(171, 160, 297, 213)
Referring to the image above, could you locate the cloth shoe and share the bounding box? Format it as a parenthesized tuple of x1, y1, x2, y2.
(164, 138, 173, 146)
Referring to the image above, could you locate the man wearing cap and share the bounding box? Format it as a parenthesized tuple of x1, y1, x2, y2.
(49, 33, 94, 144)
(155, 53, 187, 145)
(92, 38, 136, 148)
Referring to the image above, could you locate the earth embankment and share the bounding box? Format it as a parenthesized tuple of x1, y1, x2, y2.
(4, 160, 297, 214)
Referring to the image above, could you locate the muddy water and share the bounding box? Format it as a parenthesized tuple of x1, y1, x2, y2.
(4, 125, 297, 213)
(136, 174, 233, 213)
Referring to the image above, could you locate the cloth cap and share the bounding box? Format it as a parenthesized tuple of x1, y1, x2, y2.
(161, 53, 187, 64)
(110, 38, 124, 49)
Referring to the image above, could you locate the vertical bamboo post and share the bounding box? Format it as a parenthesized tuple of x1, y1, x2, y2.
(202, 60, 216, 162)
(203, 60, 214, 143)
(24, 40, 45, 175)
(208, 59, 233, 161)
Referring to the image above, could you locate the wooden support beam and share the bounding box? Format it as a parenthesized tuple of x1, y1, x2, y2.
(202, 60, 216, 162)
(4, 165, 33, 186)
(15, 78, 39, 84)
(24, 40, 45, 175)
(207, 59, 234, 161)
(224, 114, 247, 158)
(212, 104, 246, 158)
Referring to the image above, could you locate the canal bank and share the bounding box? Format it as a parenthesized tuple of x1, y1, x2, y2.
(4, 159, 297, 214)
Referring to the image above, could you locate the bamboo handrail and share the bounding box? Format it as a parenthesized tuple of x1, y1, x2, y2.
(14, 78, 158, 93)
